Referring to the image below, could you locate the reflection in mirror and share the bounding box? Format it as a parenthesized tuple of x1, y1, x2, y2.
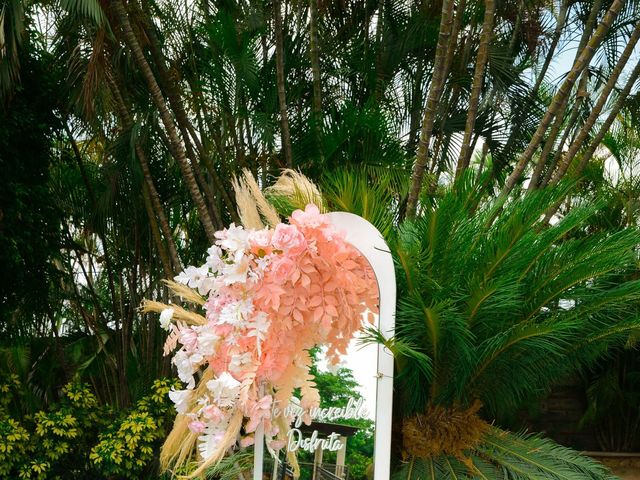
(262, 307, 380, 480)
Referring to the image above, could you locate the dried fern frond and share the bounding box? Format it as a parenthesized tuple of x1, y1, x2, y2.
(265, 169, 326, 213)
(163, 280, 205, 305)
(241, 168, 281, 227)
(141, 300, 207, 326)
(232, 174, 264, 230)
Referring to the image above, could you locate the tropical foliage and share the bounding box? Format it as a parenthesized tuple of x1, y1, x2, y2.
(1, 0, 640, 478)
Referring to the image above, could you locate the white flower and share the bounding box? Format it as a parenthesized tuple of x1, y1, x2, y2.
(206, 372, 241, 407)
(206, 245, 224, 273)
(168, 388, 193, 414)
(159, 308, 175, 330)
(221, 250, 251, 285)
(173, 350, 204, 388)
(215, 224, 249, 253)
(198, 421, 229, 459)
(174, 265, 209, 289)
(196, 326, 219, 356)
(196, 276, 217, 296)
(219, 299, 254, 327)
(228, 352, 253, 376)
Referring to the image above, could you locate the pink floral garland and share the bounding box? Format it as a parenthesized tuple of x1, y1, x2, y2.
(160, 204, 378, 461)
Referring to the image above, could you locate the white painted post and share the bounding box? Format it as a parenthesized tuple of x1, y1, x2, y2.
(254, 421, 264, 479)
(335, 435, 347, 478)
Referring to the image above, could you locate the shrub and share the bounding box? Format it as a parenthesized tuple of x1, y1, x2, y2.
(0, 375, 178, 479)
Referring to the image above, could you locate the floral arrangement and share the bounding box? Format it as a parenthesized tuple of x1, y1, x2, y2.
(145, 187, 378, 477)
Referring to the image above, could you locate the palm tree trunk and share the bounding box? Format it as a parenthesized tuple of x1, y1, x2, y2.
(544, 58, 640, 221)
(374, 0, 386, 102)
(501, 0, 625, 196)
(274, 0, 293, 167)
(406, 0, 456, 219)
(108, 74, 183, 273)
(112, 0, 217, 243)
(528, 71, 588, 190)
(548, 25, 640, 185)
(532, 0, 569, 94)
(142, 183, 174, 279)
(309, 0, 322, 117)
(455, 0, 495, 177)
(134, 7, 233, 226)
(309, 0, 324, 160)
(538, 72, 590, 188)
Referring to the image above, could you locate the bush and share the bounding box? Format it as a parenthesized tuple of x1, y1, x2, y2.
(0, 375, 179, 479)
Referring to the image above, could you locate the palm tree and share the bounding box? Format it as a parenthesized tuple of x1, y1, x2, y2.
(382, 177, 640, 478)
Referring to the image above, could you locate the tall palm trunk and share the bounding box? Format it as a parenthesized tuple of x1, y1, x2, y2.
(406, 0, 456, 219)
(136, 3, 237, 225)
(274, 0, 293, 167)
(548, 23, 640, 184)
(142, 184, 174, 279)
(309, 0, 324, 160)
(532, 0, 569, 94)
(108, 74, 183, 274)
(374, 0, 386, 102)
(112, 0, 217, 243)
(544, 58, 640, 222)
(538, 75, 590, 188)
(501, 0, 625, 196)
(455, 0, 495, 177)
(528, 71, 588, 190)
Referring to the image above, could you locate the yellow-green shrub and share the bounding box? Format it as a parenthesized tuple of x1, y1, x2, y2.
(0, 376, 178, 479)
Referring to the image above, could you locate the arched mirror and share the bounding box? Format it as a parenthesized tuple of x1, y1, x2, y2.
(254, 212, 396, 480)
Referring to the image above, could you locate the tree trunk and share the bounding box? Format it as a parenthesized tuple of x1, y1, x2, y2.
(134, 7, 232, 226)
(500, 0, 625, 196)
(112, 0, 217, 243)
(455, 0, 495, 177)
(528, 71, 588, 190)
(532, 0, 569, 94)
(406, 0, 456, 219)
(108, 74, 183, 273)
(309, 0, 324, 160)
(142, 183, 174, 279)
(374, 0, 386, 102)
(274, 0, 293, 167)
(548, 24, 640, 184)
(544, 58, 640, 221)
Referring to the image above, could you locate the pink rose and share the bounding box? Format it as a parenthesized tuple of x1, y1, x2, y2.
(270, 257, 296, 282)
(290, 204, 328, 229)
(248, 229, 273, 256)
(188, 420, 206, 434)
(271, 224, 307, 256)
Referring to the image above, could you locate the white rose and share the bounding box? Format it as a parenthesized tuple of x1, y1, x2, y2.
(159, 308, 174, 330)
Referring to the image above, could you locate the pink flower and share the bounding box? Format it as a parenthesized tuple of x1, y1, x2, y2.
(271, 224, 307, 256)
(290, 204, 328, 229)
(240, 435, 255, 448)
(270, 257, 296, 282)
(202, 404, 225, 422)
(248, 229, 273, 256)
(188, 421, 206, 434)
(179, 328, 199, 351)
(245, 395, 273, 433)
(270, 439, 286, 450)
